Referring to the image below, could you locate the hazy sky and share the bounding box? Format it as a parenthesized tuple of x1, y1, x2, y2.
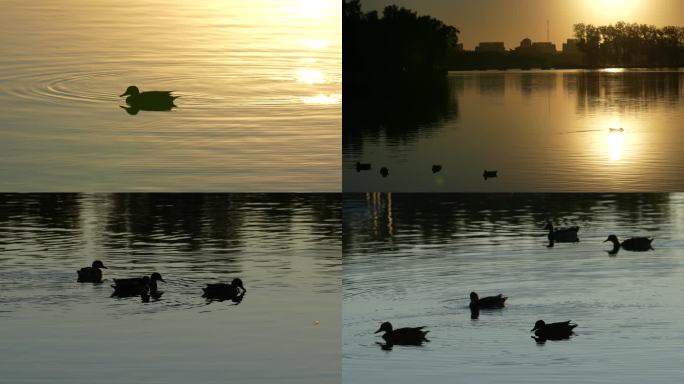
(360, 0, 684, 49)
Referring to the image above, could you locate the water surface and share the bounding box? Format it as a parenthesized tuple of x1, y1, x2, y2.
(0, 194, 341, 384)
(343, 193, 684, 383)
(344, 69, 684, 191)
(0, 0, 341, 191)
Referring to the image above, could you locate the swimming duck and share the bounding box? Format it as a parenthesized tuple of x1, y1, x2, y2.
(545, 221, 580, 243)
(380, 167, 389, 178)
(609, 127, 624, 133)
(112, 272, 165, 296)
(355, 162, 371, 172)
(604, 235, 653, 253)
(119, 86, 178, 111)
(202, 278, 246, 301)
(469, 292, 507, 310)
(374, 322, 429, 345)
(432, 165, 442, 174)
(483, 170, 498, 180)
(531, 320, 577, 340)
(77, 260, 107, 283)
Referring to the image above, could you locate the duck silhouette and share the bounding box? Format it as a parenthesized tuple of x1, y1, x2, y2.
(604, 235, 654, 254)
(374, 322, 429, 346)
(77, 260, 107, 283)
(119, 86, 178, 114)
(202, 278, 246, 303)
(469, 292, 507, 309)
(545, 221, 579, 243)
(380, 167, 389, 178)
(432, 165, 442, 174)
(111, 272, 165, 298)
(355, 162, 371, 172)
(483, 170, 498, 180)
(531, 320, 577, 342)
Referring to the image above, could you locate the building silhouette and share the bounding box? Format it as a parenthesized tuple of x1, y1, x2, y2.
(475, 42, 506, 53)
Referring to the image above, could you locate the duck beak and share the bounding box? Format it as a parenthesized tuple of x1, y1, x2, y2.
(160, 278, 166, 283)
(530, 326, 537, 332)
(101, 266, 108, 269)
(603, 239, 609, 243)
(119, 92, 128, 97)
(374, 328, 382, 334)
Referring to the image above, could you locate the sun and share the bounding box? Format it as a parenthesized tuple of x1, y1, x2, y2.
(586, 0, 641, 20)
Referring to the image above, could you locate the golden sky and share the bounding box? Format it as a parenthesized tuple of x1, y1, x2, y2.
(361, 0, 684, 49)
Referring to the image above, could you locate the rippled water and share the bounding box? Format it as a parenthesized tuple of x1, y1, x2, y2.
(0, 0, 341, 191)
(344, 69, 684, 192)
(0, 194, 340, 383)
(343, 193, 684, 383)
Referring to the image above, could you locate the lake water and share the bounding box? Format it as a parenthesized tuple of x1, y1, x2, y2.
(344, 69, 684, 192)
(0, 194, 341, 384)
(343, 193, 684, 383)
(0, 0, 341, 191)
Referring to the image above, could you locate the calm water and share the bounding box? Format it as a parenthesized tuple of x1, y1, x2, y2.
(343, 193, 684, 383)
(0, 194, 340, 384)
(344, 69, 684, 192)
(0, 0, 340, 191)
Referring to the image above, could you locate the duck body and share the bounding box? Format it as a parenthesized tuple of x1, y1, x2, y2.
(469, 292, 507, 310)
(355, 162, 371, 172)
(119, 86, 177, 112)
(77, 260, 107, 283)
(380, 167, 389, 178)
(545, 222, 580, 243)
(531, 320, 577, 340)
(604, 235, 653, 252)
(483, 170, 498, 180)
(112, 272, 165, 297)
(375, 322, 429, 345)
(202, 278, 246, 301)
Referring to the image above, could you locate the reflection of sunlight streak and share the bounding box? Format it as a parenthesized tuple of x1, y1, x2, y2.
(301, 94, 341, 104)
(296, 69, 324, 84)
(302, 40, 330, 50)
(608, 132, 624, 161)
(603, 68, 626, 73)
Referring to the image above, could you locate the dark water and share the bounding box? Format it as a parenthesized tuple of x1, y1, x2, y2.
(343, 193, 684, 383)
(0, 0, 341, 191)
(344, 69, 684, 192)
(0, 194, 340, 384)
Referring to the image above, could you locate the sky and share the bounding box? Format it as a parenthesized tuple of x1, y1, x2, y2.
(359, 0, 684, 50)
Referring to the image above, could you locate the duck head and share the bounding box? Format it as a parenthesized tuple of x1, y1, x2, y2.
(150, 272, 165, 283)
(531, 320, 546, 332)
(544, 221, 553, 230)
(375, 322, 393, 334)
(92, 260, 107, 269)
(604, 235, 620, 246)
(231, 278, 245, 291)
(469, 292, 479, 302)
(120, 86, 140, 97)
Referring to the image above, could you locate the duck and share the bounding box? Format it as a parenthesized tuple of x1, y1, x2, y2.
(355, 162, 371, 172)
(112, 272, 165, 297)
(77, 260, 107, 283)
(119, 86, 178, 111)
(609, 127, 624, 133)
(202, 278, 246, 301)
(469, 292, 507, 310)
(483, 170, 498, 180)
(380, 167, 389, 178)
(531, 320, 577, 340)
(604, 235, 654, 253)
(374, 322, 429, 345)
(432, 165, 442, 174)
(545, 221, 579, 243)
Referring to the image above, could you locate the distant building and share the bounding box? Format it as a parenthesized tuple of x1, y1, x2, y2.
(562, 39, 580, 55)
(475, 42, 506, 53)
(516, 38, 557, 54)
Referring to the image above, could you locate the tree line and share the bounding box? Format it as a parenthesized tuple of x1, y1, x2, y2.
(574, 22, 684, 68)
